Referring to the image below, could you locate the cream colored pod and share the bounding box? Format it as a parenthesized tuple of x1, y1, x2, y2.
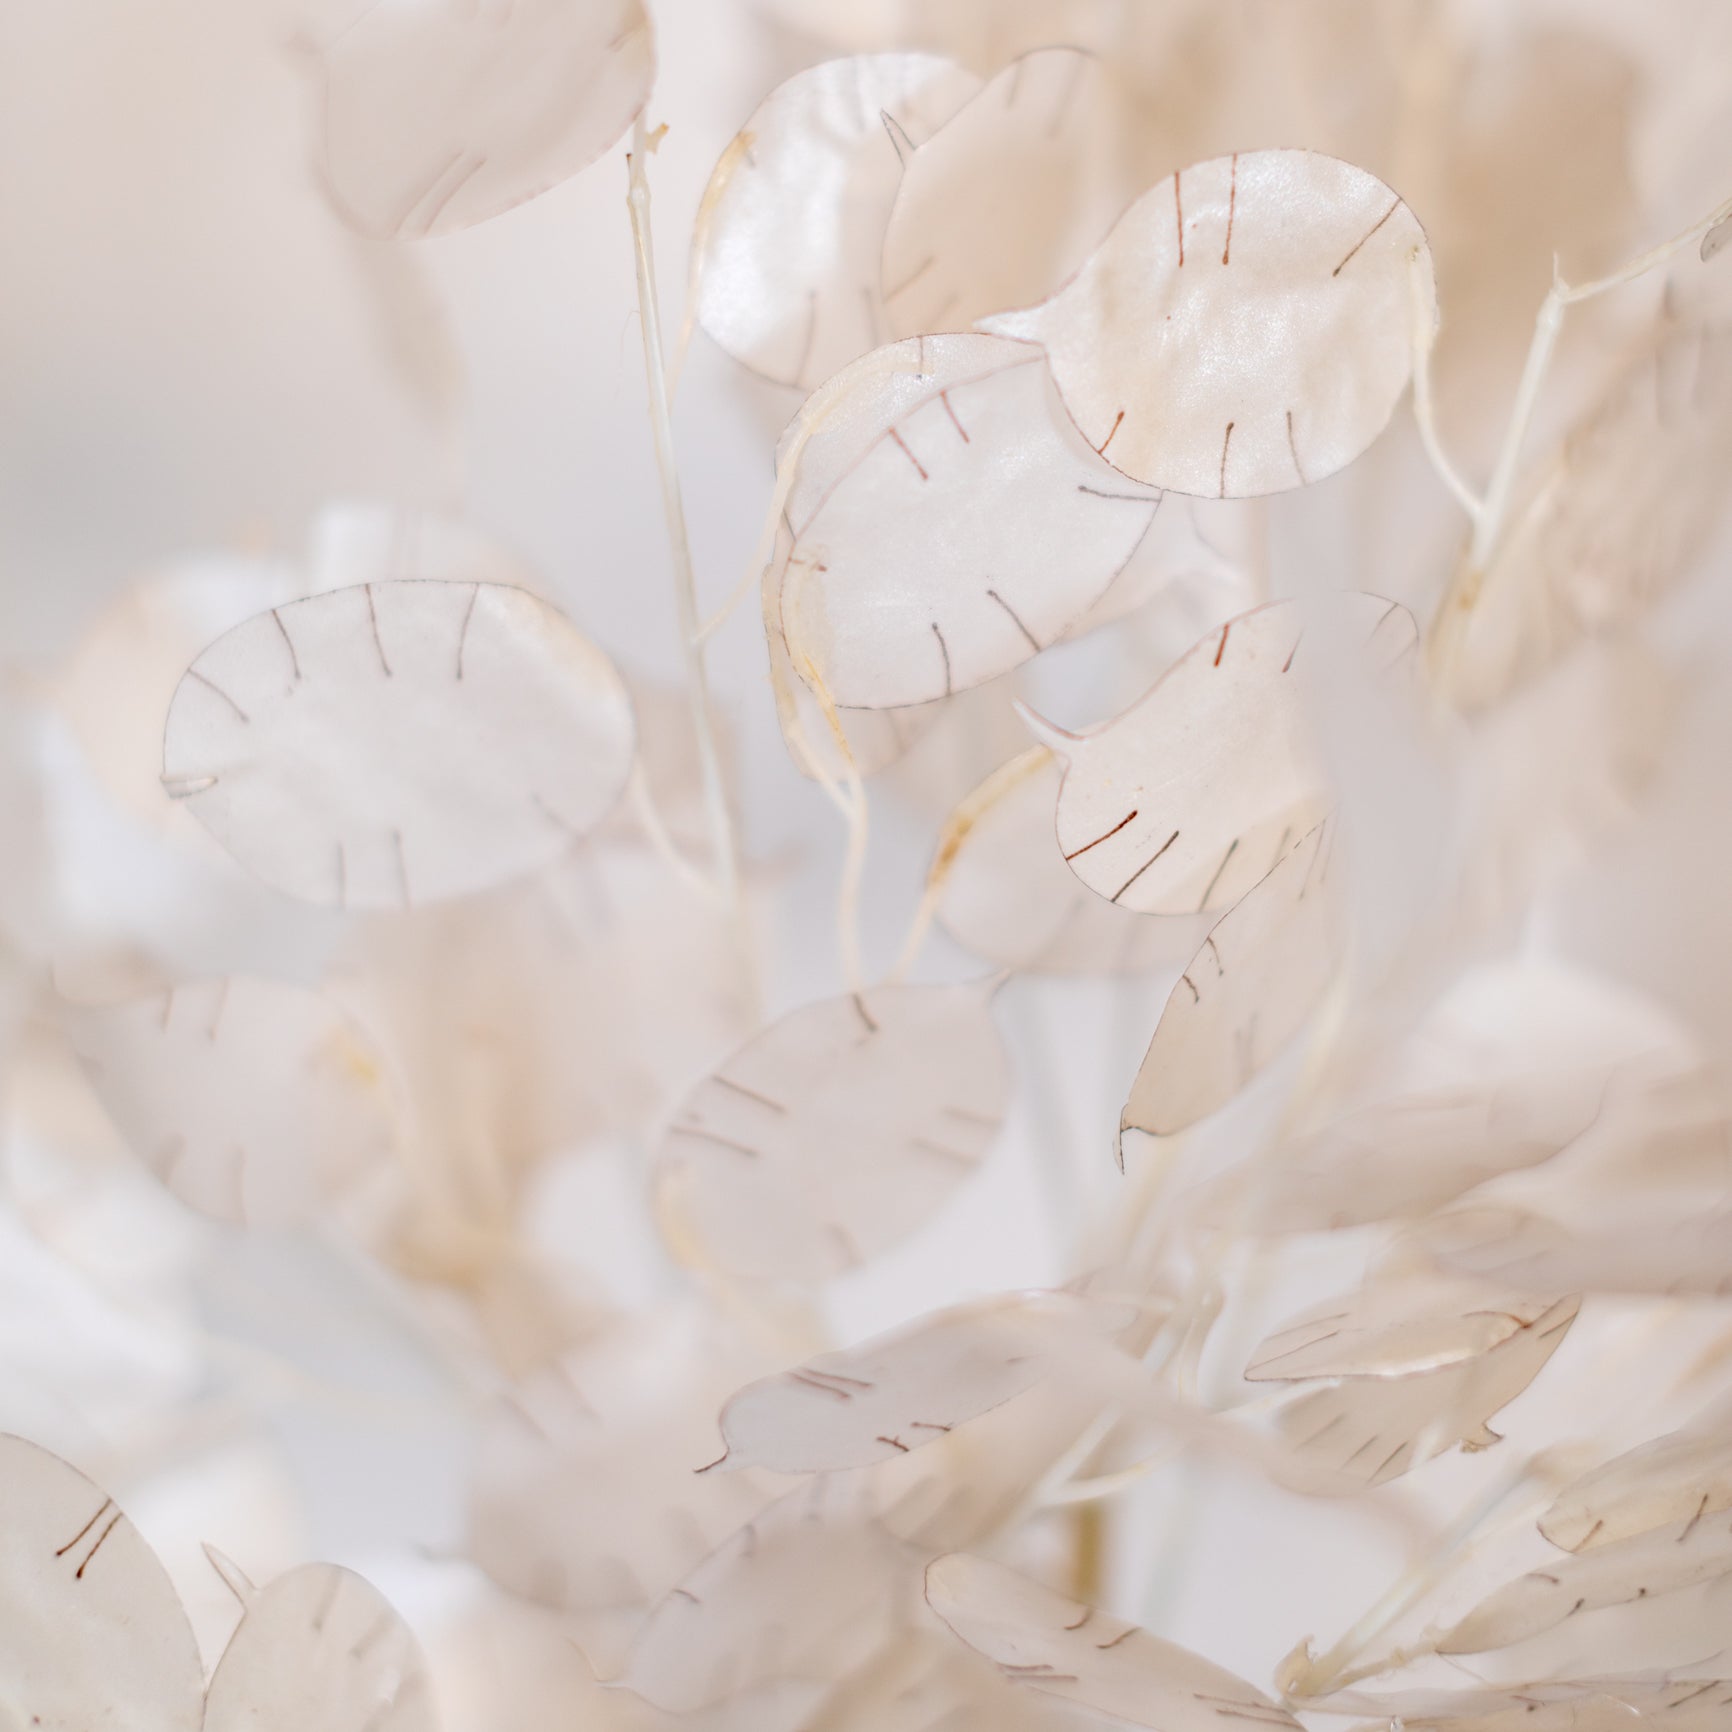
(982, 150, 1436, 496)
(652, 979, 1010, 1283)
(202, 1556, 435, 1732)
(692, 53, 982, 389)
(162, 580, 636, 909)
(0, 1433, 205, 1732)
(777, 333, 1161, 710)
(312, 0, 655, 237)
(1030, 593, 1417, 916)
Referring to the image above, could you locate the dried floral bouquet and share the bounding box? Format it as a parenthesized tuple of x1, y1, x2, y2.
(3, 2, 1732, 1729)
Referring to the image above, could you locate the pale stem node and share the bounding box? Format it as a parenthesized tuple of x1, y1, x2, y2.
(1407, 248, 1483, 524)
(625, 117, 754, 986)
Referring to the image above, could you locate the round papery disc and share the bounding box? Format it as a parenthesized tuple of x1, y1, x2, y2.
(707, 1291, 1135, 1475)
(0, 1433, 204, 1732)
(924, 1552, 1303, 1731)
(694, 53, 981, 388)
(162, 580, 635, 910)
(468, 1305, 774, 1617)
(1272, 1296, 1578, 1496)
(934, 748, 1208, 976)
(313, 0, 654, 238)
(204, 1563, 435, 1732)
(1119, 817, 1343, 1138)
(1540, 1417, 1732, 1554)
(780, 337, 1159, 709)
(982, 150, 1434, 496)
(1039, 592, 1415, 916)
(65, 975, 401, 1230)
(881, 48, 1129, 339)
(653, 980, 1010, 1283)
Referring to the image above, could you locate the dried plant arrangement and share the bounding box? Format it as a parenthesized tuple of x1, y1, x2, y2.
(4, 3, 1732, 1729)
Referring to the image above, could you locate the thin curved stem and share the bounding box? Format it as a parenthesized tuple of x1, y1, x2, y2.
(1408, 250, 1482, 525)
(625, 118, 755, 1002)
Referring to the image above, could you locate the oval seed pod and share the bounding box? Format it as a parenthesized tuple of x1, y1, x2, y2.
(982, 150, 1434, 496)
(1417, 1063, 1732, 1297)
(693, 54, 981, 388)
(203, 1561, 435, 1731)
(1273, 1295, 1579, 1495)
(653, 980, 1010, 1283)
(779, 337, 1160, 709)
(469, 1306, 774, 1618)
(1422, 1202, 1732, 1299)
(881, 48, 1129, 337)
(1437, 1509, 1732, 1655)
(1220, 961, 1689, 1235)
(924, 1552, 1303, 1730)
(762, 521, 950, 783)
(162, 581, 635, 910)
(705, 1291, 1136, 1475)
(1540, 1413, 1732, 1553)
(1246, 1276, 1564, 1383)
(0, 1434, 204, 1731)
(303, 502, 541, 597)
(934, 748, 1209, 976)
(1120, 819, 1342, 1141)
(1037, 593, 1415, 916)
(64, 975, 402, 1230)
(616, 1480, 906, 1716)
(1333, 1677, 1732, 1730)
(310, 0, 654, 238)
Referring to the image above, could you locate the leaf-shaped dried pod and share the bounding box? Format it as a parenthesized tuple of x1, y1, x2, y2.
(1444, 322, 1732, 709)
(693, 54, 981, 388)
(469, 1306, 774, 1618)
(705, 1290, 1136, 1474)
(1120, 819, 1343, 1140)
(1417, 1064, 1732, 1297)
(203, 1559, 434, 1731)
(983, 151, 1434, 496)
(934, 748, 1209, 976)
(163, 581, 635, 909)
(1247, 1275, 1564, 1383)
(1540, 1409, 1732, 1553)
(924, 1551, 1303, 1730)
(1273, 1295, 1579, 1494)
(1438, 1507, 1732, 1655)
(1036, 594, 1415, 916)
(1422, 1202, 1732, 1299)
(0, 1433, 204, 1732)
(653, 980, 1010, 1283)
(616, 1480, 908, 1716)
(310, 0, 654, 238)
(1336, 1675, 1732, 1730)
(1221, 962, 1683, 1235)
(779, 335, 1160, 708)
(881, 48, 1129, 338)
(63, 976, 402, 1230)
(57, 554, 301, 833)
